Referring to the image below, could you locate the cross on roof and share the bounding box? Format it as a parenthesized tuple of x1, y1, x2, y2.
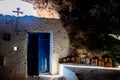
(13, 7, 23, 17)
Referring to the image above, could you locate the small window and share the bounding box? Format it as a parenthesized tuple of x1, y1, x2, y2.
(0, 56, 4, 66)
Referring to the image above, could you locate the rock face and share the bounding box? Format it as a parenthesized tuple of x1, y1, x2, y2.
(0, 15, 69, 80)
(27, 0, 120, 63)
(26, 0, 60, 19)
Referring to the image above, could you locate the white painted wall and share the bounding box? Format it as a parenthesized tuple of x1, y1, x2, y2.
(0, 15, 69, 79)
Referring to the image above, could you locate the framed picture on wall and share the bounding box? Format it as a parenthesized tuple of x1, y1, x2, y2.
(91, 59, 98, 66)
(71, 57, 75, 63)
(63, 58, 67, 63)
(85, 57, 90, 65)
(59, 58, 63, 63)
(98, 60, 104, 67)
(66, 57, 70, 63)
(3, 33, 11, 41)
(104, 58, 112, 67)
(76, 57, 81, 63)
(0, 56, 4, 66)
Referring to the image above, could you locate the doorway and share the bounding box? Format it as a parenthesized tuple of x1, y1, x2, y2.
(27, 32, 51, 76)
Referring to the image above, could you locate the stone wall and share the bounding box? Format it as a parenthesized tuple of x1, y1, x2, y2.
(0, 14, 69, 80)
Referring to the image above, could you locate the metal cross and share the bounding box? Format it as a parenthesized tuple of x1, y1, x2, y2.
(13, 7, 23, 17)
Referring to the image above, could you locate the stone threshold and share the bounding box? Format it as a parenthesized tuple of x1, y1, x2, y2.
(28, 73, 64, 80)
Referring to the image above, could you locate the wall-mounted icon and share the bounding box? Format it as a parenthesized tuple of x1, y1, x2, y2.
(3, 33, 11, 41)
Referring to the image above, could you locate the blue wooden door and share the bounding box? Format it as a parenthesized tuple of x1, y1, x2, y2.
(27, 33, 39, 76)
(38, 33, 50, 73)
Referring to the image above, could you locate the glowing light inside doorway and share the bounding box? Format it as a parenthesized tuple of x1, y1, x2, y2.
(0, 0, 37, 16)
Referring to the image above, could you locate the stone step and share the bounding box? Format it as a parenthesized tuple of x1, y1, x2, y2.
(27, 74, 65, 80)
(40, 76, 65, 80)
(39, 74, 65, 80)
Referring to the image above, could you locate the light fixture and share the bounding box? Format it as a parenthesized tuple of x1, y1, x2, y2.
(13, 46, 18, 51)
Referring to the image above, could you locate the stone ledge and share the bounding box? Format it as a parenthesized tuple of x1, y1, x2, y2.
(59, 63, 120, 80)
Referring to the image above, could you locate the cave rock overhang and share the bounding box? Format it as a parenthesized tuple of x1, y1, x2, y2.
(0, 0, 60, 19)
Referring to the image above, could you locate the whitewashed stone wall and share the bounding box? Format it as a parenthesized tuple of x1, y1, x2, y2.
(0, 14, 69, 80)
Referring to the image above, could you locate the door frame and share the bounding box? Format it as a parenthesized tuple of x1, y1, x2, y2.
(27, 32, 53, 76)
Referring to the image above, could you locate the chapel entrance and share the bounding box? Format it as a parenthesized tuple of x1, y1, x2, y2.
(27, 32, 51, 76)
